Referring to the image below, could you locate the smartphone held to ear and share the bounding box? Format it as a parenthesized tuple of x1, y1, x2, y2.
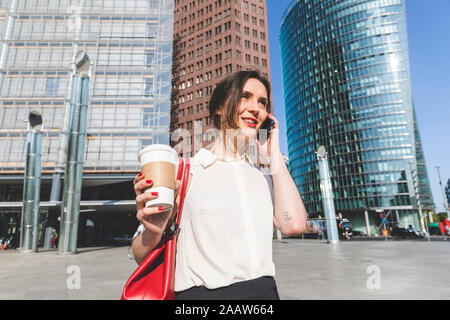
(257, 117, 274, 140)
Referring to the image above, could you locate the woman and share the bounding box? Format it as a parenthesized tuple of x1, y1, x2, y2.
(132, 70, 307, 300)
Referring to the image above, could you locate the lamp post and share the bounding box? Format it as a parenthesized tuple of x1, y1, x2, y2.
(316, 146, 339, 244)
(19, 111, 43, 253)
(408, 161, 430, 241)
(436, 166, 450, 216)
(58, 51, 91, 254)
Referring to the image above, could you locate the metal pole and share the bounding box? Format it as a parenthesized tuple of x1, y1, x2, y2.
(364, 210, 371, 236)
(436, 166, 450, 216)
(408, 161, 430, 241)
(316, 146, 339, 244)
(58, 52, 90, 254)
(49, 0, 85, 203)
(20, 112, 43, 253)
(46, 0, 86, 249)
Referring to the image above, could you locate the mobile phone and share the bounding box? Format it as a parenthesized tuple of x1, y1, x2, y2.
(257, 117, 273, 141)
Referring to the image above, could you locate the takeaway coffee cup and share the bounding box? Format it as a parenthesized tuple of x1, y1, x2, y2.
(138, 144, 178, 210)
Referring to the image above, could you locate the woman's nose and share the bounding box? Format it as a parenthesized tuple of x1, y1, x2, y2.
(247, 98, 260, 112)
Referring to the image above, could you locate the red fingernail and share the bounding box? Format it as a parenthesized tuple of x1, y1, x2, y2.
(151, 192, 158, 196)
(158, 206, 165, 211)
(146, 180, 152, 184)
(138, 173, 143, 177)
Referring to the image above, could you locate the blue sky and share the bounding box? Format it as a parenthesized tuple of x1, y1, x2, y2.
(266, 0, 450, 213)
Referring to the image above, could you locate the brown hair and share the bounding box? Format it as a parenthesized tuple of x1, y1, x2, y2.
(209, 70, 271, 131)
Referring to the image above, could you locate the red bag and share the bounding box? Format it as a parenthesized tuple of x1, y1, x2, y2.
(121, 157, 190, 300)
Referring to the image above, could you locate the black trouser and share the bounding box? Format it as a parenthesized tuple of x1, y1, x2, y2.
(175, 276, 280, 300)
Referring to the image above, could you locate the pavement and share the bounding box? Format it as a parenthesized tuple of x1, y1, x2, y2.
(0, 238, 449, 300)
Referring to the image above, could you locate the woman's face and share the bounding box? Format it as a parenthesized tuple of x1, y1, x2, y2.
(236, 78, 269, 137)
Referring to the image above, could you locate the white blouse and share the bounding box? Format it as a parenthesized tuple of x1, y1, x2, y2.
(134, 147, 276, 292)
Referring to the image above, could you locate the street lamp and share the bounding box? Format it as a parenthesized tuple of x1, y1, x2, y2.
(407, 161, 430, 241)
(316, 146, 339, 244)
(20, 111, 43, 253)
(436, 166, 450, 216)
(58, 50, 91, 254)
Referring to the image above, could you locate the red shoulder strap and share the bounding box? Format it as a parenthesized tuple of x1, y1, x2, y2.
(175, 157, 190, 229)
(176, 157, 184, 180)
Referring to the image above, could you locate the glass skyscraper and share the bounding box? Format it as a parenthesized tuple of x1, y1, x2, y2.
(280, 0, 434, 234)
(0, 0, 174, 245)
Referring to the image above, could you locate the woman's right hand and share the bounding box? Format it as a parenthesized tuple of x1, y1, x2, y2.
(134, 173, 182, 237)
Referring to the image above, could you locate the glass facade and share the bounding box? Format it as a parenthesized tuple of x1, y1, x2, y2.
(0, 0, 174, 176)
(280, 0, 434, 232)
(0, 0, 174, 246)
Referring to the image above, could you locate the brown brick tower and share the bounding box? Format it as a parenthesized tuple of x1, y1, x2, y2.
(170, 0, 271, 157)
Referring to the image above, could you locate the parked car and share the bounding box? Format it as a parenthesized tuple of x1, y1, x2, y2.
(391, 226, 424, 239)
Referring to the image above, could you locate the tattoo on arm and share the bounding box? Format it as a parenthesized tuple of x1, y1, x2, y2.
(283, 211, 292, 221)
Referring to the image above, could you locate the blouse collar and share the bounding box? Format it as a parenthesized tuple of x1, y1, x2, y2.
(194, 148, 255, 169)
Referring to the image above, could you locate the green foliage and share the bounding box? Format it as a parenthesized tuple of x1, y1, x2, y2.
(436, 212, 448, 221)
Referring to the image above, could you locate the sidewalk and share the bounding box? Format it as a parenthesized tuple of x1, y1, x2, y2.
(1, 239, 449, 300)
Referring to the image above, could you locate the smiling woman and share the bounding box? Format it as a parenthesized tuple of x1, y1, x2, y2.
(131, 70, 307, 300)
(209, 70, 272, 132)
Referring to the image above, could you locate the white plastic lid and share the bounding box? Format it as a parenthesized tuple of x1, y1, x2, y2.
(138, 144, 178, 165)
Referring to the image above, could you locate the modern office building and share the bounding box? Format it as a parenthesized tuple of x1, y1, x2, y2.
(170, 0, 271, 157)
(280, 0, 434, 235)
(0, 0, 174, 245)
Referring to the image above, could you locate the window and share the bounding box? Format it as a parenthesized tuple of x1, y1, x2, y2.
(45, 78, 59, 96)
(145, 50, 155, 68)
(144, 79, 153, 97)
(146, 23, 158, 37)
(262, 58, 267, 67)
